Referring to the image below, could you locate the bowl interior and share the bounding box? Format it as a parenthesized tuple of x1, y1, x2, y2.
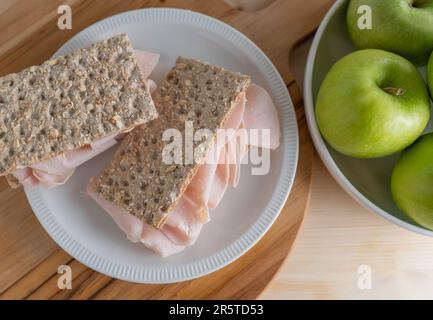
(310, 1, 433, 230)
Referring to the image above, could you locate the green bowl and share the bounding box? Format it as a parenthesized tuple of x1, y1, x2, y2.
(304, 0, 433, 236)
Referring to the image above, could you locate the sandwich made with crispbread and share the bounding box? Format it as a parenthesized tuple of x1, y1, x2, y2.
(0, 34, 159, 188)
(87, 57, 281, 257)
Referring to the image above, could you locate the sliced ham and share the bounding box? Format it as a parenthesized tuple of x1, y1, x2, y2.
(244, 84, 281, 150)
(182, 147, 218, 223)
(13, 134, 118, 188)
(87, 181, 143, 243)
(208, 146, 230, 209)
(88, 83, 281, 257)
(140, 224, 186, 258)
(161, 194, 204, 246)
(133, 50, 160, 79)
(229, 120, 249, 187)
(11, 168, 40, 189)
(12, 49, 160, 189)
(222, 94, 246, 141)
(87, 184, 185, 257)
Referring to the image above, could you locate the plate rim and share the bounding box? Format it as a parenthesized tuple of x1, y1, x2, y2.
(25, 7, 300, 283)
(303, 0, 433, 238)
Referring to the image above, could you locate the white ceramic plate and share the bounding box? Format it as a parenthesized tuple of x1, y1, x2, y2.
(25, 8, 298, 283)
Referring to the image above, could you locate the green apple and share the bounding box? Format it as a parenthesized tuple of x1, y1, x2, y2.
(391, 133, 433, 230)
(428, 51, 433, 96)
(316, 49, 430, 158)
(347, 0, 433, 66)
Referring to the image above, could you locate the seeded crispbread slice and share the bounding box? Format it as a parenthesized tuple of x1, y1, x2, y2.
(90, 57, 250, 228)
(0, 34, 157, 176)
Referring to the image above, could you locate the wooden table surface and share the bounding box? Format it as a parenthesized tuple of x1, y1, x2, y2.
(0, 0, 320, 299)
(2, 0, 433, 300)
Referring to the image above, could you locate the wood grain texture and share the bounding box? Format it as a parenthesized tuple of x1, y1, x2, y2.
(261, 33, 433, 300)
(262, 155, 433, 300)
(0, 0, 323, 299)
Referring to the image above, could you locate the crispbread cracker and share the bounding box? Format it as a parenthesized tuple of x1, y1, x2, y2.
(91, 57, 250, 228)
(0, 34, 157, 175)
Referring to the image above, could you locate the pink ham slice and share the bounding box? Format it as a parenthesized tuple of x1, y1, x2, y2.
(207, 146, 230, 209)
(12, 49, 160, 189)
(244, 84, 280, 150)
(227, 120, 249, 187)
(134, 50, 160, 79)
(12, 168, 40, 188)
(88, 83, 281, 257)
(87, 184, 185, 257)
(161, 194, 204, 246)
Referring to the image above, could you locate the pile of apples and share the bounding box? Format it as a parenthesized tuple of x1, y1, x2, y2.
(316, 0, 433, 229)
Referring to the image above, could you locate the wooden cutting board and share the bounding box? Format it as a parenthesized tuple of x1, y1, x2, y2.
(0, 0, 332, 299)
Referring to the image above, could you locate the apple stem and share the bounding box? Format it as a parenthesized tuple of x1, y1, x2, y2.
(382, 87, 405, 96)
(410, 0, 428, 8)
